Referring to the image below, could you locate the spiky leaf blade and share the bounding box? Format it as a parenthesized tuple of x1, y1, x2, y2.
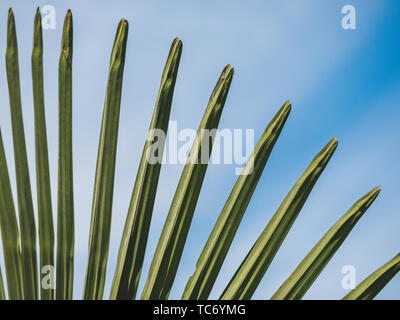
(141, 65, 234, 300)
(6, 8, 38, 300)
(32, 7, 55, 300)
(83, 19, 129, 300)
(56, 10, 74, 300)
(271, 186, 381, 300)
(342, 253, 400, 300)
(0, 130, 23, 299)
(110, 38, 182, 300)
(220, 137, 338, 300)
(182, 101, 292, 300)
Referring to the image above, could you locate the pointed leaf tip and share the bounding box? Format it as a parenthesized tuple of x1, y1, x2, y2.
(117, 19, 129, 35)
(282, 100, 291, 111)
(7, 8, 15, 24)
(227, 68, 234, 80)
(363, 186, 381, 203)
(63, 10, 72, 27)
(119, 18, 128, 27)
(223, 64, 232, 75)
(171, 37, 183, 49)
(314, 138, 339, 161)
(34, 7, 42, 24)
(64, 11, 73, 26)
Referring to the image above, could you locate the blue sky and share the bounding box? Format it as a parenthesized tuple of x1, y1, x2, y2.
(0, 0, 399, 299)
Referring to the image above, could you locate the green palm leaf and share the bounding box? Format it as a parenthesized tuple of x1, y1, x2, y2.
(220, 137, 338, 300)
(56, 10, 74, 300)
(182, 101, 292, 300)
(6, 8, 38, 300)
(110, 38, 182, 300)
(343, 253, 400, 300)
(32, 7, 55, 300)
(0, 130, 23, 299)
(271, 186, 381, 300)
(141, 65, 234, 300)
(83, 18, 129, 300)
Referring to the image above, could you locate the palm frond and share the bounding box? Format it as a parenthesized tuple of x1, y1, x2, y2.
(83, 18, 129, 300)
(56, 10, 74, 300)
(6, 8, 38, 300)
(32, 7, 55, 300)
(271, 186, 381, 300)
(141, 65, 234, 300)
(182, 101, 292, 300)
(110, 38, 182, 300)
(0, 130, 23, 299)
(0, 7, 396, 301)
(220, 137, 338, 300)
